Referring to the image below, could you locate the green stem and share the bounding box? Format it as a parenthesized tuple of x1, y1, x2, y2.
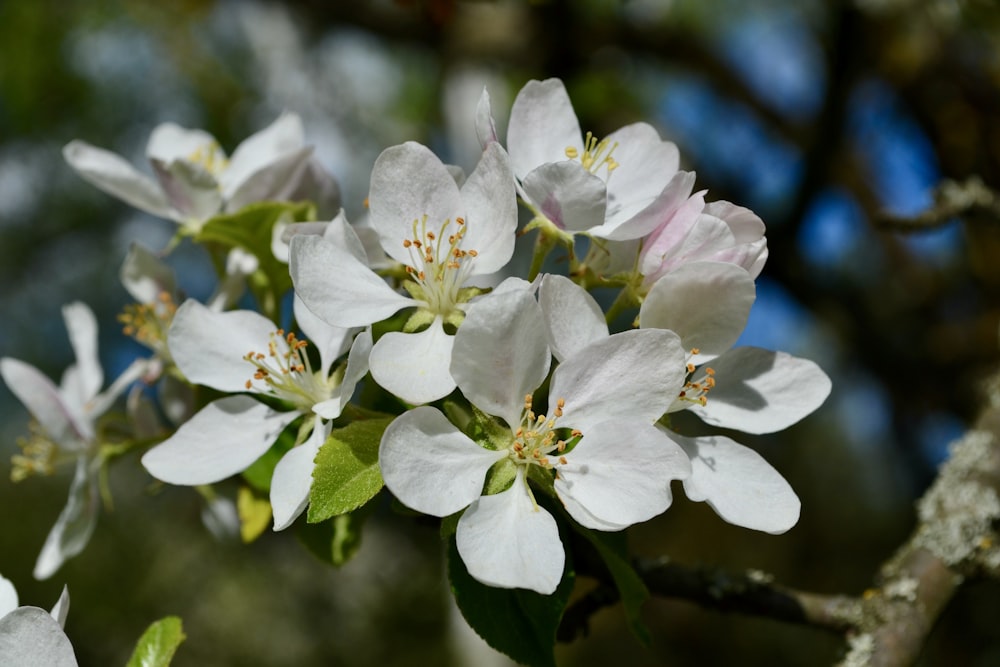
(528, 228, 558, 281)
(604, 286, 639, 326)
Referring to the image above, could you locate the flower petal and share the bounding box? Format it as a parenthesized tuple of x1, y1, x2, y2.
(639, 261, 756, 362)
(60, 302, 102, 404)
(120, 243, 177, 305)
(313, 328, 372, 420)
(225, 146, 314, 210)
(219, 112, 304, 196)
(599, 123, 680, 232)
(538, 274, 608, 363)
(690, 347, 832, 434)
(507, 79, 582, 179)
(0, 607, 79, 667)
(0, 575, 18, 618)
(290, 233, 413, 328)
(555, 421, 690, 530)
(452, 288, 549, 428)
(167, 300, 280, 393)
(141, 396, 298, 485)
(370, 320, 456, 404)
(672, 432, 800, 533)
(456, 470, 564, 594)
(0, 359, 89, 447)
(33, 458, 99, 580)
(369, 142, 463, 266)
(380, 407, 504, 517)
(457, 142, 517, 274)
(62, 140, 173, 218)
(293, 295, 354, 377)
(150, 157, 223, 222)
(594, 170, 696, 243)
(521, 161, 606, 233)
(146, 123, 218, 163)
(552, 328, 686, 434)
(271, 420, 330, 531)
(475, 87, 499, 148)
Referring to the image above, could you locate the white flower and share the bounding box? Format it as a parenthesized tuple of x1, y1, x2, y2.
(0, 574, 76, 666)
(0, 303, 148, 579)
(63, 112, 340, 232)
(290, 141, 517, 404)
(140, 297, 371, 530)
(479, 78, 682, 242)
(379, 286, 690, 594)
(540, 272, 831, 534)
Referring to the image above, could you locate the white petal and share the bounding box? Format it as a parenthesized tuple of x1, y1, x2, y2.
(642, 213, 737, 287)
(146, 123, 218, 163)
(703, 200, 766, 244)
(314, 328, 372, 420)
(380, 407, 504, 517)
(290, 233, 413, 327)
(593, 170, 696, 242)
(370, 320, 456, 404)
(538, 274, 608, 363)
(0, 607, 79, 667)
(599, 123, 680, 234)
(452, 289, 549, 428)
(60, 302, 102, 403)
(556, 421, 689, 530)
(141, 396, 298, 485)
(120, 243, 177, 304)
(33, 458, 99, 580)
(0, 575, 18, 617)
(507, 79, 582, 179)
(48, 588, 69, 628)
(672, 432, 800, 533)
(220, 112, 304, 196)
(521, 162, 606, 233)
(475, 87, 499, 148)
(639, 261, 756, 362)
(552, 328, 686, 434)
(0, 359, 89, 447)
(458, 142, 517, 274)
(167, 300, 279, 393)
(225, 146, 314, 210)
(86, 357, 151, 419)
(456, 471, 564, 594)
(369, 142, 463, 266)
(690, 347, 832, 434)
(293, 295, 354, 377)
(271, 421, 329, 531)
(62, 140, 173, 219)
(150, 158, 223, 222)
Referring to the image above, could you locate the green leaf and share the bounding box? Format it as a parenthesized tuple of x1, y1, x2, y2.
(575, 528, 651, 645)
(447, 536, 574, 667)
(241, 423, 296, 493)
(296, 508, 369, 567)
(308, 418, 392, 523)
(237, 485, 272, 543)
(125, 616, 186, 667)
(195, 201, 315, 320)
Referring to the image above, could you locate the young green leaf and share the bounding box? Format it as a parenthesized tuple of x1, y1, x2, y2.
(574, 527, 651, 645)
(125, 616, 186, 667)
(308, 417, 392, 523)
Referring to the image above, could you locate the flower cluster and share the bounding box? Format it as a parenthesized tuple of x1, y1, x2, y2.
(4, 79, 830, 621)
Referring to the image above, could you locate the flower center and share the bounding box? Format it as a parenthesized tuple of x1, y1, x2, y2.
(508, 395, 580, 469)
(565, 131, 620, 177)
(402, 214, 479, 318)
(119, 291, 178, 359)
(187, 141, 229, 178)
(11, 421, 57, 482)
(243, 330, 334, 411)
(677, 348, 716, 407)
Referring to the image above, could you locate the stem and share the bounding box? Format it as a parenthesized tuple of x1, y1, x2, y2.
(604, 286, 638, 326)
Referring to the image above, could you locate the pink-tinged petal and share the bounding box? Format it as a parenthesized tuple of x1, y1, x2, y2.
(380, 407, 504, 517)
(538, 274, 608, 363)
(703, 200, 766, 244)
(60, 302, 102, 404)
(690, 347, 832, 434)
(0, 359, 89, 447)
(596, 171, 697, 243)
(642, 213, 737, 288)
(141, 396, 298, 485)
(220, 112, 304, 195)
(271, 421, 330, 531)
(521, 162, 606, 233)
(369, 142, 463, 266)
(167, 300, 279, 393)
(672, 432, 800, 534)
(452, 289, 549, 428)
(552, 328, 686, 434)
(456, 470, 564, 594)
(146, 123, 219, 163)
(556, 421, 689, 530)
(150, 157, 223, 222)
(120, 243, 177, 305)
(0, 607, 79, 667)
(370, 320, 456, 405)
(0, 575, 18, 617)
(34, 458, 99, 580)
(640, 261, 756, 363)
(600, 123, 680, 229)
(458, 142, 517, 274)
(507, 79, 582, 179)
(290, 234, 414, 328)
(62, 140, 173, 219)
(313, 329, 372, 420)
(475, 87, 499, 148)
(225, 146, 314, 209)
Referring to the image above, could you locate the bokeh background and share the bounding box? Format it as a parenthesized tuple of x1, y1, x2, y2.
(2, 0, 1000, 665)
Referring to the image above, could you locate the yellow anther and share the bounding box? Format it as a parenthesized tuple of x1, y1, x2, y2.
(565, 146, 579, 159)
